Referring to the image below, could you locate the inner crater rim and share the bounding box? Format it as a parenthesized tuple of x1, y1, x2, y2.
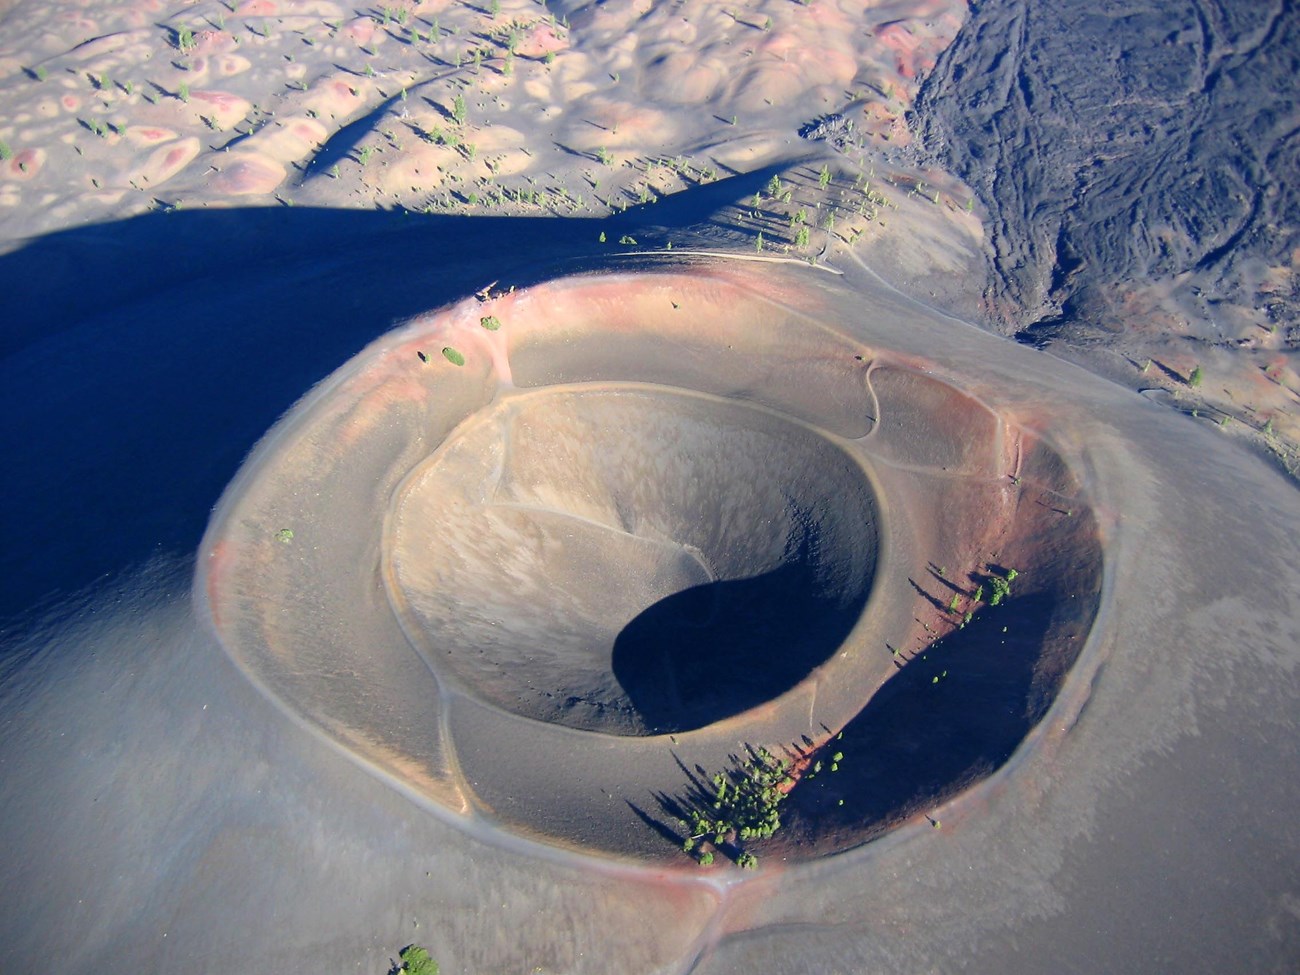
(383, 382, 884, 737)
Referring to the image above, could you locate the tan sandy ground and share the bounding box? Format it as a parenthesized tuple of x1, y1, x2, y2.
(0, 0, 959, 226)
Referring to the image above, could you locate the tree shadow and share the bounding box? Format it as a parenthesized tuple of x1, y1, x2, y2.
(1151, 358, 1191, 386)
(638, 742, 812, 860)
(908, 576, 949, 612)
(925, 562, 967, 596)
(608, 160, 804, 237)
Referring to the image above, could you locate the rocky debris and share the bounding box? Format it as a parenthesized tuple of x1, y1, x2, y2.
(798, 112, 857, 152)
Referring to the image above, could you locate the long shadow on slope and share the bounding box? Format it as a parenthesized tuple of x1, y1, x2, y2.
(0, 165, 819, 627)
(605, 160, 803, 240)
(0, 206, 612, 625)
(638, 583, 1089, 860)
(783, 591, 1061, 848)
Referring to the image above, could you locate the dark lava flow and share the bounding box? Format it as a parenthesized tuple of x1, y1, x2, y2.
(913, 0, 1300, 348)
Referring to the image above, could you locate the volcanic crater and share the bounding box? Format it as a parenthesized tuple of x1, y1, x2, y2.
(202, 266, 1103, 862)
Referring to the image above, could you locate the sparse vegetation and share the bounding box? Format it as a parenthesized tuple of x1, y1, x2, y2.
(988, 567, 1018, 606)
(389, 944, 438, 975)
(174, 25, 196, 54)
(680, 747, 793, 869)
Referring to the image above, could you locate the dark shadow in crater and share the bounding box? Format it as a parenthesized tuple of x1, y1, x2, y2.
(612, 548, 869, 734)
(631, 594, 1063, 857)
(784, 589, 1073, 847)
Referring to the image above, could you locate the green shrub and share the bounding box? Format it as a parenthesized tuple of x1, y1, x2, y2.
(681, 747, 793, 868)
(988, 567, 1017, 606)
(393, 944, 438, 975)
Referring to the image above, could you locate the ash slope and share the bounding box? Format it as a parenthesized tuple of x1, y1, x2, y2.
(912, 0, 1299, 348)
